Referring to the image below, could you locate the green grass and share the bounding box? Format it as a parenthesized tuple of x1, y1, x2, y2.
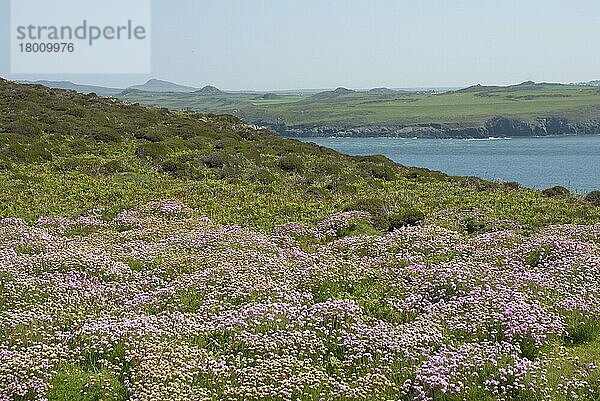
(0, 78, 598, 231)
(117, 82, 600, 128)
(47, 365, 127, 401)
(543, 339, 600, 401)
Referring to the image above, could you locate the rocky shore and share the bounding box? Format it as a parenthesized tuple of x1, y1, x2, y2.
(265, 116, 600, 138)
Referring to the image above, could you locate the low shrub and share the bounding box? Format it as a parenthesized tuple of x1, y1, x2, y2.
(91, 127, 121, 143)
(313, 160, 344, 175)
(344, 197, 386, 215)
(388, 208, 425, 231)
(4, 119, 43, 137)
(542, 186, 570, 198)
(99, 160, 127, 175)
(201, 151, 227, 168)
(343, 198, 388, 229)
(458, 176, 497, 191)
(366, 163, 396, 181)
(503, 181, 520, 190)
(135, 143, 170, 161)
(277, 154, 304, 172)
(134, 130, 164, 142)
(251, 167, 277, 184)
(160, 160, 200, 179)
(584, 190, 600, 206)
(2, 141, 53, 163)
(464, 216, 488, 234)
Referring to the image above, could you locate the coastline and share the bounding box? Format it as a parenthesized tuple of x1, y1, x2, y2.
(267, 116, 600, 139)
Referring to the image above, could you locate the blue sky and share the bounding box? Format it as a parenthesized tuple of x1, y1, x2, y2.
(1, 0, 600, 89)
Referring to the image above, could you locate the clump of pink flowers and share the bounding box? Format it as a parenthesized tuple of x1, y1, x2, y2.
(0, 204, 599, 400)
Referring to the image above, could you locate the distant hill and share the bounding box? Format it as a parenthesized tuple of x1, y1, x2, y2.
(21, 78, 201, 95)
(583, 80, 600, 87)
(367, 87, 400, 95)
(127, 78, 197, 93)
(312, 87, 356, 100)
(194, 85, 223, 95)
(455, 81, 567, 93)
(511, 81, 565, 89)
(118, 88, 145, 96)
(21, 80, 122, 96)
(113, 80, 600, 138)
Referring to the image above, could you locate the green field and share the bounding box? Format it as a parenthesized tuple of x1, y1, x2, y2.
(118, 82, 600, 129)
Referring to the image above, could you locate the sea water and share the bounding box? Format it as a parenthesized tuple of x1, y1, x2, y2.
(298, 135, 600, 193)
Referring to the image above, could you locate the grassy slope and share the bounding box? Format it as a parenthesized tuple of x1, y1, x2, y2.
(0, 78, 598, 231)
(118, 83, 600, 128)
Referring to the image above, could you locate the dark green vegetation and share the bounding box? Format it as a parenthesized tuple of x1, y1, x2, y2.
(542, 186, 571, 198)
(0, 78, 598, 230)
(115, 81, 600, 136)
(585, 191, 600, 206)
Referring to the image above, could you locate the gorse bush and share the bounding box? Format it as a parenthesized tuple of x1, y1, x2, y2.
(388, 208, 425, 230)
(503, 181, 520, 190)
(277, 154, 305, 172)
(542, 185, 571, 198)
(585, 191, 600, 206)
(201, 151, 228, 168)
(4, 118, 43, 137)
(464, 216, 488, 234)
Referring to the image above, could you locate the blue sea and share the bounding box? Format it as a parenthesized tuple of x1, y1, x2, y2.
(298, 135, 600, 194)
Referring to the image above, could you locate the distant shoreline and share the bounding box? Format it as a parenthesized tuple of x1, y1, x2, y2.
(290, 133, 600, 140)
(270, 117, 600, 139)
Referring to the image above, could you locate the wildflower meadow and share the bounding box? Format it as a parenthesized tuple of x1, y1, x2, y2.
(1, 201, 599, 400)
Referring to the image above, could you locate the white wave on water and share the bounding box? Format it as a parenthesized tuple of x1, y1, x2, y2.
(464, 137, 512, 141)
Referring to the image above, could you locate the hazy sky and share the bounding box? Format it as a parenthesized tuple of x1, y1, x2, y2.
(1, 0, 600, 90)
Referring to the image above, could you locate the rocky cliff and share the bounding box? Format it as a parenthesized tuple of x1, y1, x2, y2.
(265, 116, 600, 138)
